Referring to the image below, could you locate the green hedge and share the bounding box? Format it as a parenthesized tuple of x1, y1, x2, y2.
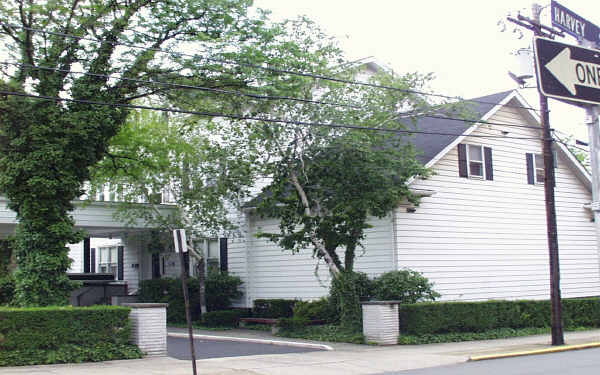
(201, 309, 250, 327)
(138, 272, 243, 323)
(0, 306, 142, 366)
(293, 298, 338, 323)
(253, 299, 297, 318)
(399, 298, 600, 335)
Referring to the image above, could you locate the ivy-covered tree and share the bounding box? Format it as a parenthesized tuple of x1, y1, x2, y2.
(0, 0, 339, 305)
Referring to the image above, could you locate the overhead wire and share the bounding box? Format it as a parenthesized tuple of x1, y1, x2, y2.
(0, 90, 548, 141)
(0, 23, 542, 112)
(1, 61, 544, 132)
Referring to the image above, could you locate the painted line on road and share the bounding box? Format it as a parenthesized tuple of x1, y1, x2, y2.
(168, 332, 334, 351)
(469, 342, 600, 361)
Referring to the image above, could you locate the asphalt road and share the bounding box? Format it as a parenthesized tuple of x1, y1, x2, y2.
(377, 347, 600, 375)
(167, 336, 323, 360)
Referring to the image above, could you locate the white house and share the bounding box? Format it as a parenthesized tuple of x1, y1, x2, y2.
(223, 89, 600, 306)
(5, 89, 597, 306)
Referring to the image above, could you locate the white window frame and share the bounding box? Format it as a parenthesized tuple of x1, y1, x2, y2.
(466, 144, 485, 179)
(98, 246, 118, 275)
(533, 153, 545, 184)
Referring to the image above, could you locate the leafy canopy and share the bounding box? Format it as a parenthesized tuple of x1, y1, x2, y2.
(0, 0, 340, 305)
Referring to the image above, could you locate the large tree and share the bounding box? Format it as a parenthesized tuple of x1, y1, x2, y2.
(90, 107, 256, 314)
(245, 70, 460, 328)
(0, 0, 339, 305)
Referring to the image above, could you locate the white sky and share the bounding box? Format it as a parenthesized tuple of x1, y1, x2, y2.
(254, 0, 600, 142)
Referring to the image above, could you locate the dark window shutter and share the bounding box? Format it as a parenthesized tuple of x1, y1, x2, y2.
(458, 144, 468, 178)
(83, 238, 91, 273)
(90, 248, 96, 273)
(484, 147, 493, 181)
(219, 238, 228, 272)
(152, 253, 160, 279)
(117, 246, 124, 281)
(183, 252, 190, 277)
(526, 153, 535, 185)
(553, 150, 558, 169)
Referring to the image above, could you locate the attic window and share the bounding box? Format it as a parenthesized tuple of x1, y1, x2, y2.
(468, 145, 484, 178)
(458, 144, 493, 180)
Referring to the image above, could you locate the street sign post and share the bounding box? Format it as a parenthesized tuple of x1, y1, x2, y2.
(534, 37, 600, 105)
(551, 0, 600, 45)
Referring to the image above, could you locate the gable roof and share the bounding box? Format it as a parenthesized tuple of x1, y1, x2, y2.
(406, 90, 514, 165)
(408, 89, 592, 191)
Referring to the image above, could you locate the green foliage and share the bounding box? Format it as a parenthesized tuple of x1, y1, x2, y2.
(396, 327, 553, 345)
(1, 0, 342, 306)
(201, 309, 249, 328)
(398, 298, 600, 335)
(138, 273, 244, 322)
(277, 317, 310, 330)
(0, 239, 14, 276)
(329, 271, 374, 330)
(205, 271, 244, 311)
(276, 324, 365, 344)
(0, 306, 141, 366)
(0, 275, 15, 306)
(372, 270, 440, 304)
(293, 298, 338, 323)
(252, 299, 297, 318)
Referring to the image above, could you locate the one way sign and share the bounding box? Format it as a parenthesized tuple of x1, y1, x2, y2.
(534, 37, 600, 105)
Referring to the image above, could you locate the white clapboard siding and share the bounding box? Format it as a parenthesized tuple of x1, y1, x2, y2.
(397, 101, 600, 301)
(233, 214, 395, 303)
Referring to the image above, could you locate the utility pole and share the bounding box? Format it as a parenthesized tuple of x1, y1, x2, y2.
(508, 3, 564, 345)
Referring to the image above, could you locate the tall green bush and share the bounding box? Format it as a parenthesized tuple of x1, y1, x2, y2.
(206, 270, 243, 311)
(372, 270, 439, 303)
(138, 272, 244, 322)
(329, 271, 374, 330)
(0, 306, 141, 366)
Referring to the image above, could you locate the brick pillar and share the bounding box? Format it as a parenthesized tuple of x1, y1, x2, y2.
(123, 303, 168, 356)
(361, 301, 400, 345)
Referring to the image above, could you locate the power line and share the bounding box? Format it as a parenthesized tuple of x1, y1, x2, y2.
(0, 90, 547, 141)
(2, 61, 544, 132)
(0, 23, 541, 112)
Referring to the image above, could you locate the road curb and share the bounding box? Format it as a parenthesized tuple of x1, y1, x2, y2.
(469, 342, 600, 361)
(168, 332, 334, 351)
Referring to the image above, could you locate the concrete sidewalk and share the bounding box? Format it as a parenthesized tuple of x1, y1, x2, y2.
(1, 329, 599, 375)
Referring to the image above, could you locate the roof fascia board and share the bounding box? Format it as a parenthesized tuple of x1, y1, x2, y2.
(554, 140, 592, 190)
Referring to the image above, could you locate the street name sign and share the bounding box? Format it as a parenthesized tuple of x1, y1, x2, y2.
(551, 0, 600, 46)
(534, 37, 600, 105)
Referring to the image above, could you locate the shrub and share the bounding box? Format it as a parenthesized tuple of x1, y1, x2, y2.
(201, 309, 249, 327)
(372, 270, 439, 304)
(0, 306, 141, 366)
(277, 317, 310, 331)
(253, 299, 297, 318)
(0, 275, 15, 305)
(398, 298, 600, 335)
(329, 271, 374, 330)
(293, 298, 338, 323)
(205, 271, 243, 311)
(138, 272, 244, 322)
